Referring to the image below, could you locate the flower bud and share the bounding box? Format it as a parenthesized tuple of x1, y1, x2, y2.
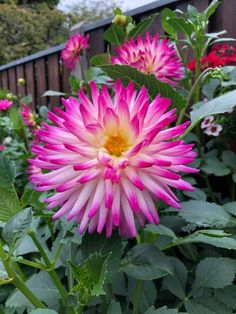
(18, 78, 25, 86)
(6, 93, 15, 101)
(112, 14, 127, 27)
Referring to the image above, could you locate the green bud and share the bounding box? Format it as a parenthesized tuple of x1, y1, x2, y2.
(112, 14, 128, 27)
(17, 78, 25, 86)
(6, 93, 15, 101)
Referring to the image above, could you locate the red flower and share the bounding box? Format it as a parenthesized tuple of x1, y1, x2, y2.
(187, 44, 236, 72)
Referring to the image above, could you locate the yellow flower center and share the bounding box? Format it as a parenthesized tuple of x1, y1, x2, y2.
(104, 132, 128, 156)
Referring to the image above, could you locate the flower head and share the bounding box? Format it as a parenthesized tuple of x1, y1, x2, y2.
(61, 33, 89, 70)
(21, 104, 36, 128)
(30, 81, 197, 237)
(111, 33, 183, 85)
(0, 99, 12, 111)
(204, 123, 222, 136)
(188, 44, 236, 71)
(201, 115, 214, 129)
(0, 145, 5, 151)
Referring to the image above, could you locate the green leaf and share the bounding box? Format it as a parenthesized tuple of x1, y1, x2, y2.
(69, 253, 110, 304)
(69, 75, 81, 93)
(204, 0, 220, 20)
(192, 257, 236, 293)
(107, 300, 122, 314)
(166, 18, 194, 36)
(81, 231, 122, 280)
(221, 151, 236, 169)
(185, 297, 232, 314)
(2, 208, 32, 252)
(163, 257, 187, 300)
(39, 106, 49, 118)
(187, 5, 199, 19)
(202, 78, 220, 99)
(190, 89, 236, 127)
(98, 64, 186, 113)
(122, 243, 173, 280)
(0, 156, 15, 188)
(223, 202, 236, 216)
(144, 224, 177, 239)
(90, 54, 111, 66)
(128, 279, 157, 313)
(104, 24, 125, 46)
(20, 94, 33, 105)
(145, 306, 179, 314)
(177, 200, 232, 228)
(0, 157, 21, 222)
(21, 187, 45, 211)
(128, 13, 158, 39)
(42, 90, 65, 97)
(215, 285, 236, 310)
(6, 271, 60, 311)
(161, 8, 177, 36)
(201, 157, 231, 176)
(183, 187, 207, 201)
(174, 231, 236, 250)
(9, 106, 26, 132)
(30, 310, 58, 314)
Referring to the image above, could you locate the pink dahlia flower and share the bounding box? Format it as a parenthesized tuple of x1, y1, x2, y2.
(0, 99, 13, 111)
(61, 33, 89, 70)
(30, 81, 197, 237)
(21, 104, 36, 128)
(0, 145, 5, 151)
(111, 33, 184, 85)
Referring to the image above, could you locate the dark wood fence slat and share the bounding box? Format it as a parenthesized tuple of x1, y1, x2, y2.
(16, 64, 25, 98)
(47, 53, 60, 109)
(1, 71, 8, 90)
(8, 68, 17, 95)
(25, 62, 36, 110)
(35, 58, 47, 107)
(62, 63, 70, 93)
(86, 28, 105, 62)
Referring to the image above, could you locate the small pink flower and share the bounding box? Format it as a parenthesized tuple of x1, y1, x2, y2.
(61, 33, 89, 70)
(30, 81, 197, 237)
(0, 145, 5, 151)
(111, 33, 183, 85)
(0, 99, 13, 111)
(201, 115, 214, 129)
(204, 123, 222, 136)
(21, 104, 36, 128)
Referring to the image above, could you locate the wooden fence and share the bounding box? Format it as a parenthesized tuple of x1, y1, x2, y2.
(0, 0, 235, 110)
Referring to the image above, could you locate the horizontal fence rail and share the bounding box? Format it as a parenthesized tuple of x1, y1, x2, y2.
(0, 0, 235, 110)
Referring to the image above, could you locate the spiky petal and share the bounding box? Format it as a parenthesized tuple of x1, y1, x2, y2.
(61, 33, 89, 70)
(0, 99, 12, 111)
(111, 33, 183, 85)
(30, 81, 197, 237)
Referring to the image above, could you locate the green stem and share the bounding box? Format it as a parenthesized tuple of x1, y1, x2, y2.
(203, 174, 216, 203)
(132, 280, 143, 314)
(79, 58, 87, 83)
(14, 262, 26, 281)
(28, 230, 73, 313)
(0, 242, 45, 309)
(12, 275, 46, 308)
(176, 67, 213, 125)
